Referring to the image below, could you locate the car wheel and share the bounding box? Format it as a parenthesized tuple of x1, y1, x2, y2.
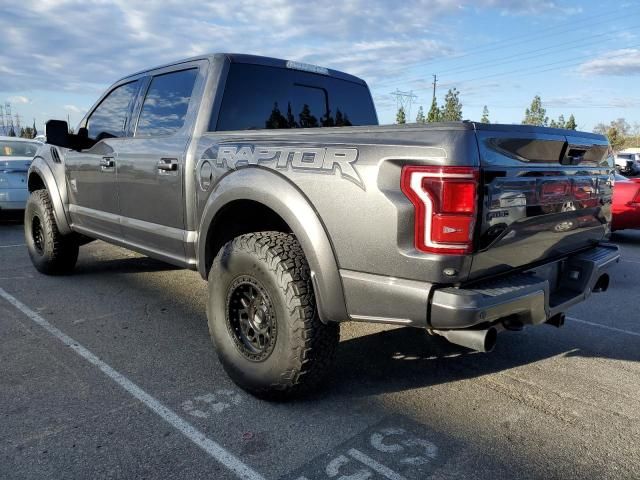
(24, 190, 79, 275)
(207, 231, 339, 399)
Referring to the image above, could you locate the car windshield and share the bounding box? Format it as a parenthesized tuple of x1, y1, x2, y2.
(0, 140, 40, 157)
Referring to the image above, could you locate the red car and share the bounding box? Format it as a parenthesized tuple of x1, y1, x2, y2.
(612, 173, 640, 231)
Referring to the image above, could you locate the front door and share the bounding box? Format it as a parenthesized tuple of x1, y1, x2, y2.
(116, 67, 200, 261)
(65, 79, 141, 238)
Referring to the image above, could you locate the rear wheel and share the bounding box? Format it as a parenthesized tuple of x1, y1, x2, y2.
(207, 232, 339, 399)
(24, 190, 79, 275)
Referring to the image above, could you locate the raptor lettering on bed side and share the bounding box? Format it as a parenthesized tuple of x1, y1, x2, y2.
(201, 145, 364, 189)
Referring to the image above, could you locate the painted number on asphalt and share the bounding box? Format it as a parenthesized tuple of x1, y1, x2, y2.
(295, 427, 438, 480)
(181, 389, 242, 418)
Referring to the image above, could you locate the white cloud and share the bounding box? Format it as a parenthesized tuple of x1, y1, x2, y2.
(8, 95, 31, 104)
(579, 49, 640, 76)
(63, 104, 84, 114)
(0, 0, 581, 94)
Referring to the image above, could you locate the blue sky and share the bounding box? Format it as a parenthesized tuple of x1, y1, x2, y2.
(1, 0, 639, 133)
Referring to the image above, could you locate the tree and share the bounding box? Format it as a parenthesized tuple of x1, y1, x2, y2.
(396, 106, 406, 124)
(427, 97, 440, 123)
(566, 114, 577, 130)
(522, 95, 548, 126)
(415, 106, 425, 124)
(557, 114, 566, 129)
(21, 127, 35, 139)
(265, 102, 288, 129)
(593, 122, 607, 135)
(480, 105, 490, 123)
(298, 103, 318, 128)
(32, 119, 38, 137)
(8, 125, 16, 137)
(607, 126, 625, 151)
(440, 88, 462, 121)
(286, 102, 297, 128)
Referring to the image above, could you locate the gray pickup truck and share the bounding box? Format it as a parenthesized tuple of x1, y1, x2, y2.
(27, 53, 619, 398)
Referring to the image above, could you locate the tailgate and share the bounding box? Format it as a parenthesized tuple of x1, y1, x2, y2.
(470, 126, 612, 280)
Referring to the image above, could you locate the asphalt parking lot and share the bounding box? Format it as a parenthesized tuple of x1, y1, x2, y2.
(1, 217, 639, 480)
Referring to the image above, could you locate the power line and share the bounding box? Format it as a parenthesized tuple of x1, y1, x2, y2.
(390, 89, 418, 120)
(373, 7, 639, 89)
(417, 43, 640, 94)
(434, 28, 631, 77)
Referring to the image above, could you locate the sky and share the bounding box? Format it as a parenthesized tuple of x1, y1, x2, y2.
(0, 0, 639, 133)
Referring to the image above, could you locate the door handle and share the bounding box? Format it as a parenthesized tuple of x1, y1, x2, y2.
(100, 156, 115, 170)
(157, 158, 178, 172)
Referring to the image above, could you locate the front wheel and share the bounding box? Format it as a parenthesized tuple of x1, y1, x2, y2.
(207, 232, 339, 399)
(24, 190, 79, 275)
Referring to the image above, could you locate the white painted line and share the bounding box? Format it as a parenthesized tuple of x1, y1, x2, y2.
(567, 316, 640, 338)
(0, 287, 266, 480)
(0, 244, 26, 248)
(348, 448, 407, 480)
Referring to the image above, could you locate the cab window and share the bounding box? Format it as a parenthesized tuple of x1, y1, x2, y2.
(135, 68, 198, 136)
(86, 80, 140, 142)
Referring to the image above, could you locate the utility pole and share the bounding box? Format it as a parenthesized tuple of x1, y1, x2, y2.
(432, 74, 438, 102)
(390, 89, 418, 123)
(5, 102, 14, 136)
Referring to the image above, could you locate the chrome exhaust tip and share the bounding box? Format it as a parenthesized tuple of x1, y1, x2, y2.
(433, 327, 498, 353)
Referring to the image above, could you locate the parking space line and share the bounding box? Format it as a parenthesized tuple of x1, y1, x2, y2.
(0, 287, 266, 480)
(567, 316, 640, 338)
(0, 244, 26, 248)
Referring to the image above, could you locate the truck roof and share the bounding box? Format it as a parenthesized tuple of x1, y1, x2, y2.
(118, 53, 368, 86)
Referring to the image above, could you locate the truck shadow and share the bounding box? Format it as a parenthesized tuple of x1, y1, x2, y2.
(330, 323, 639, 398)
(0, 212, 24, 225)
(73, 255, 181, 275)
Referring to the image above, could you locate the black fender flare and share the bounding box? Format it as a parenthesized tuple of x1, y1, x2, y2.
(198, 168, 348, 323)
(28, 156, 72, 235)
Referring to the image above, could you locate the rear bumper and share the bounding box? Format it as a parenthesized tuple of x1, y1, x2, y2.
(340, 244, 619, 329)
(429, 244, 620, 329)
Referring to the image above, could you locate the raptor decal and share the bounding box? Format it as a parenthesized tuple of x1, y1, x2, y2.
(201, 145, 363, 189)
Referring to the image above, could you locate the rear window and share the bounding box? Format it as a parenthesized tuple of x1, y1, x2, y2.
(0, 140, 40, 157)
(214, 63, 377, 131)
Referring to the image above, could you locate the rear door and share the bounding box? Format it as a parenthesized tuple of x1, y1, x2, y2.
(65, 79, 141, 237)
(116, 63, 203, 261)
(471, 126, 612, 280)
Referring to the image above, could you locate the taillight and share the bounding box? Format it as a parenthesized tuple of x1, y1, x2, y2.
(401, 165, 479, 254)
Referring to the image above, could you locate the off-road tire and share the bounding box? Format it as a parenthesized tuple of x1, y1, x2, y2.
(24, 190, 79, 275)
(207, 231, 339, 399)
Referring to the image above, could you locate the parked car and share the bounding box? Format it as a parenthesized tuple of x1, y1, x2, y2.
(0, 136, 41, 212)
(614, 151, 640, 175)
(612, 172, 640, 231)
(28, 53, 619, 398)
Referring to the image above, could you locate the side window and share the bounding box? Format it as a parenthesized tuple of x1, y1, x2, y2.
(136, 68, 198, 136)
(87, 80, 140, 142)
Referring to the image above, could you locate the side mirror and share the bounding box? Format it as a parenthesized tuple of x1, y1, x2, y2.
(45, 120, 71, 149)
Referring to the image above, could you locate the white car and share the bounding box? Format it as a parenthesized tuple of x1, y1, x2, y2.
(0, 136, 42, 212)
(614, 150, 640, 175)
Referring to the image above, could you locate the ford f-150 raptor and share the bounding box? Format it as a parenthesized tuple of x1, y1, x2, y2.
(27, 53, 619, 398)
